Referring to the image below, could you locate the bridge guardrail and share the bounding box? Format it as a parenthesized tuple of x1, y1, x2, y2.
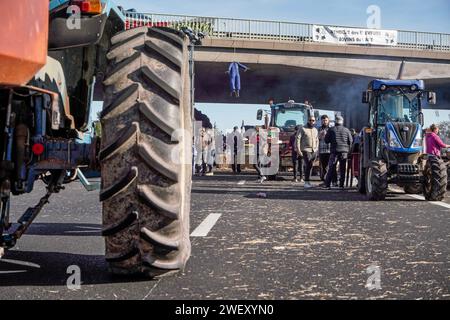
(124, 12, 450, 52)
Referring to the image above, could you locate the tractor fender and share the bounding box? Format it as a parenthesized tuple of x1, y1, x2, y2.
(362, 127, 372, 169)
(32, 56, 75, 129)
(49, 13, 108, 50)
(48, 0, 126, 50)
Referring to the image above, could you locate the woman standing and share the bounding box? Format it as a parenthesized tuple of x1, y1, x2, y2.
(425, 124, 450, 157)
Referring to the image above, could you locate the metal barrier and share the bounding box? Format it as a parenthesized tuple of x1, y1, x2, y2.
(124, 12, 450, 52)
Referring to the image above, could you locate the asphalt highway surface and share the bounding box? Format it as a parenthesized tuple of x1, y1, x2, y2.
(0, 171, 448, 300)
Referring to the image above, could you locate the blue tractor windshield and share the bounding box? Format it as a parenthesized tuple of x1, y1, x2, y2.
(377, 89, 420, 125)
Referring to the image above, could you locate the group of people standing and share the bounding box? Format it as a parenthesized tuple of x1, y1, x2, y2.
(291, 114, 353, 189)
(194, 116, 450, 185)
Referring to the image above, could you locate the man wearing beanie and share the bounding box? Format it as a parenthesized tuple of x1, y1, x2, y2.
(321, 115, 353, 189)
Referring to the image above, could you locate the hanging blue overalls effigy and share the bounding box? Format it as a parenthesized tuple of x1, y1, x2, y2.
(227, 62, 249, 97)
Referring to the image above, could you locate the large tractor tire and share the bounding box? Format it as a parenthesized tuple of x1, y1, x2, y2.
(366, 160, 387, 201)
(423, 156, 447, 201)
(99, 27, 192, 277)
(446, 163, 450, 190)
(403, 184, 422, 194)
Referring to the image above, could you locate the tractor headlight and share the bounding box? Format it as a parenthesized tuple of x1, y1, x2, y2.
(389, 136, 402, 148)
(412, 130, 422, 148)
(388, 130, 402, 148)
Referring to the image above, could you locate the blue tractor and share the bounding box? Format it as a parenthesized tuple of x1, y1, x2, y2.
(0, 0, 195, 277)
(357, 79, 447, 201)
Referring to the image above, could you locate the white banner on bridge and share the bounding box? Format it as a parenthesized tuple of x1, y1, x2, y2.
(313, 25, 398, 46)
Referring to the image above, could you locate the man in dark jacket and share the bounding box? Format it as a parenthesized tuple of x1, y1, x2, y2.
(321, 116, 353, 189)
(318, 115, 336, 185)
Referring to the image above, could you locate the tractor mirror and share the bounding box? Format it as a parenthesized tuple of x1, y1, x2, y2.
(362, 91, 370, 104)
(256, 109, 263, 120)
(418, 112, 424, 126)
(428, 92, 437, 105)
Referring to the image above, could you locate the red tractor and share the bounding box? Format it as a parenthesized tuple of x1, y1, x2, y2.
(257, 100, 319, 177)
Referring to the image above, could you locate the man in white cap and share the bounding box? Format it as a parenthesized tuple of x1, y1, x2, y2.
(322, 115, 353, 189)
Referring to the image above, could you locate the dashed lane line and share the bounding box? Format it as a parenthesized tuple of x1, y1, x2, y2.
(389, 186, 450, 210)
(0, 259, 41, 269)
(0, 258, 41, 274)
(0, 270, 28, 274)
(407, 194, 450, 209)
(190, 214, 222, 237)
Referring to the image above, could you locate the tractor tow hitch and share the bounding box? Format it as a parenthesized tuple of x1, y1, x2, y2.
(1, 190, 52, 250)
(0, 171, 65, 252)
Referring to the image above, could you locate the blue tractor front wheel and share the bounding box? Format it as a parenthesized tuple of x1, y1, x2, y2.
(423, 156, 447, 201)
(366, 160, 388, 201)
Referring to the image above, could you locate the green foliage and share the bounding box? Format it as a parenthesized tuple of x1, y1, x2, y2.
(93, 120, 102, 138)
(170, 19, 214, 34)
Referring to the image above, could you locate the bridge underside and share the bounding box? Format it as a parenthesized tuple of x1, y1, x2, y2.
(194, 62, 450, 129)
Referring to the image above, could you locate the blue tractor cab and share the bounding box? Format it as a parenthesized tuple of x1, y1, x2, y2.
(358, 79, 447, 201)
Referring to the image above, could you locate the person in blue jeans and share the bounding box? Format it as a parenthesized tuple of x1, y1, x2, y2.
(226, 62, 249, 97)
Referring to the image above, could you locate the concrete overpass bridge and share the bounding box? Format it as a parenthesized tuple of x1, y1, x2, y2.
(125, 13, 450, 127)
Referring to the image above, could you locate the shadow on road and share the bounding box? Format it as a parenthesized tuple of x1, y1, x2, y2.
(25, 223, 102, 237)
(243, 190, 422, 201)
(192, 187, 424, 202)
(0, 250, 157, 287)
(193, 171, 293, 182)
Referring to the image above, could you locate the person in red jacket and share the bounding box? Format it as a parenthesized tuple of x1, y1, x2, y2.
(425, 124, 450, 157)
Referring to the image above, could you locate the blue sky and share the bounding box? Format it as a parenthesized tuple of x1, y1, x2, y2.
(122, 0, 450, 33)
(93, 0, 450, 132)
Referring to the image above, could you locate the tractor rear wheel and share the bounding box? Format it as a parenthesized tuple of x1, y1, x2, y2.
(99, 27, 192, 277)
(366, 160, 387, 201)
(423, 156, 447, 201)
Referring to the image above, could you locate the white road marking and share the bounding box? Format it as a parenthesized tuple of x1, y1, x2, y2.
(406, 194, 425, 200)
(389, 186, 450, 210)
(237, 180, 246, 185)
(65, 226, 101, 233)
(0, 259, 41, 274)
(191, 213, 221, 237)
(407, 194, 450, 209)
(76, 226, 102, 230)
(0, 270, 28, 274)
(0, 259, 41, 269)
